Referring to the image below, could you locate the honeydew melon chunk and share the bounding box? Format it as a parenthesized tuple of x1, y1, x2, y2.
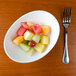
(32, 35, 40, 43)
(27, 48, 35, 56)
(19, 43, 30, 52)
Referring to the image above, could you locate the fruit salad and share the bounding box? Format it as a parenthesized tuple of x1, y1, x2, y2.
(13, 22, 51, 56)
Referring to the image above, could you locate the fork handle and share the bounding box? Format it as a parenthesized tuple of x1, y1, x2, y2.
(62, 29, 69, 64)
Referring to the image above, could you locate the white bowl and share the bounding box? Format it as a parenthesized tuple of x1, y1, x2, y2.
(4, 10, 60, 63)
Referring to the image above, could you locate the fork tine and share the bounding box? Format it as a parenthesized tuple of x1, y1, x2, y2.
(62, 8, 65, 22)
(67, 8, 69, 22)
(62, 12, 64, 22)
(69, 8, 71, 22)
(69, 8, 71, 18)
(64, 8, 67, 22)
(70, 8, 71, 16)
(66, 8, 69, 22)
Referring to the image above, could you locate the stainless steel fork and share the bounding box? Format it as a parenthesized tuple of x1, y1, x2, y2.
(62, 7, 71, 64)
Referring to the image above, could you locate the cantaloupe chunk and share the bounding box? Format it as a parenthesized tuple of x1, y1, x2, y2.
(41, 25, 51, 35)
(13, 36, 24, 45)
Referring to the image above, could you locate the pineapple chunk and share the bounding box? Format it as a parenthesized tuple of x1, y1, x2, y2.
(27, 48, 35, 56)
(24, 30, 34, 40)
(27, 22, 34, 30)
(27, 22, 34, 26)
(32, 35, 40, 43)
(34, 43, 45, 53)
(41, 35, 49, 45)
(13, 36, 24, 45)
(19, 43, 30, 52)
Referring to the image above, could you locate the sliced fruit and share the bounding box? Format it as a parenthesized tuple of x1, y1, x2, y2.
(27, 22, 34, 26)
(32, 35, 40, 43)
(41, 25, 51, 35)
(34, 43, 45, 53)
(27, 22, 33, 31)
(24, 30, 34, 40)
(32, 24, 42, 34)
(17, 25, 27, 36)
(41, 35, 49, 45)
(13, 36, 24, 45)
(21, 22, 29, 30)
(28, 41, 36, 47)
(22, 40, 29, 45)
(27, 48, 35, 56)
(19, 43, 30, 52)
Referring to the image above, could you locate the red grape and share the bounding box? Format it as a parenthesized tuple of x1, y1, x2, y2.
(28, 41, 36, 47)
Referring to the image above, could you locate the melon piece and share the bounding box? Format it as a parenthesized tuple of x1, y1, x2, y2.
(32, 24, 42, 34)
(27, 48, 35, 56)
(19, 43, 30, 52)
(17, 26, 27, 36)
(21, 22, 29, 30)
(41, 25, 51, 35)
(32, 35, 40, 43)
(13, 36, 24, 45)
